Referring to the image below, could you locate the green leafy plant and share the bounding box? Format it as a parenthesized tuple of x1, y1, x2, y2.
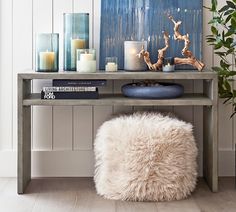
(205, 0, 236, 117)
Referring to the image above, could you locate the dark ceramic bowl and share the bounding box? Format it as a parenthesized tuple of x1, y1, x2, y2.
(121, 82, 184, 99)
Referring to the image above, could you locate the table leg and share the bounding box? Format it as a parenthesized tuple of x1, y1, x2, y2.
(18, 77, 31, 194)
(203, 78, 218, 192)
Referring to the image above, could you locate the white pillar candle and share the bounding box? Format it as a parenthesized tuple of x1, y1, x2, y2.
(39, 51, 55, 70)
(77, 51, 96, 72)
(71, 39, 86, 68)
(124, 41, 147, 71)
(77, 60, 96, 72)
(80, 53, 93, 61)
(105, 62, 118, 72)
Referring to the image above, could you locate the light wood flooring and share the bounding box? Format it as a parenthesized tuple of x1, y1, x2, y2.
(0, 177, 235, 212)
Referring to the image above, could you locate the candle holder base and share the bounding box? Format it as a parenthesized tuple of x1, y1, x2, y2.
(36, 70, 59, 73)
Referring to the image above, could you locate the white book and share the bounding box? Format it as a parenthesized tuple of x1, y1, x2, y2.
(42, 86, 97, 92)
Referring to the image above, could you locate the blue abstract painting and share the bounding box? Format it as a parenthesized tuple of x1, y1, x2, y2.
(99, 0, 203, 70)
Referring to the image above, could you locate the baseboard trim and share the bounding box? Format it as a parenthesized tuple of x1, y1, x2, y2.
(0, 149, 235, 177)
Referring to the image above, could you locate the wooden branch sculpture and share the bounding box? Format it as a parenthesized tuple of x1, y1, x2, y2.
(137, 31, 170, 71)
(168, 15, 205, 71)
(138, 16, 205, 72)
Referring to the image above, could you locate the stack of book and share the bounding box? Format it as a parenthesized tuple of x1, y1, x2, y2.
(41, 79, 106, 99)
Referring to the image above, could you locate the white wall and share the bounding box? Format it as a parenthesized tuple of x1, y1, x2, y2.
(0, 0, 235, 177)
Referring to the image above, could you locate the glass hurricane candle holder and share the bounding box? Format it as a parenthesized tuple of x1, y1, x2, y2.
(35, 33, 59, 72)
(105, 57, 118, 72)
(76, 49, 96, 73)
(124, 41, 147, 71)
(163, 57, 175, 72)
(64, 13, 89, 71)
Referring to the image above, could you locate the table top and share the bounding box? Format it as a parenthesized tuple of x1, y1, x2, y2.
(18, 69, 217, 80)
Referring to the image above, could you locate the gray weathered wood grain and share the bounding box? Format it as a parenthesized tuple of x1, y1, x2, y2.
(19, 70, 216, 80)
(203, 77, 218, 192)
(17, 71, 218, 193)
(24, 93, 212, 106)
(18, 76, 32, 194)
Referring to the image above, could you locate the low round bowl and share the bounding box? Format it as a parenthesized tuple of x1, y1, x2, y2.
(122, 82, 184, 99)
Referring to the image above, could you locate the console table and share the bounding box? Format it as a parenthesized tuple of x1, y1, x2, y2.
(18, 70, 218, 194)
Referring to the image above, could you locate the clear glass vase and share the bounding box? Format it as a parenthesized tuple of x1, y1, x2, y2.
(76, 49, 96, 73)
(105, 57, 118, 72)
(35, 33, 59, 72)
(64, 13, 89, 71)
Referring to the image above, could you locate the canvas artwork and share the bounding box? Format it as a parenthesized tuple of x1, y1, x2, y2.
(99, 0, 203, 70)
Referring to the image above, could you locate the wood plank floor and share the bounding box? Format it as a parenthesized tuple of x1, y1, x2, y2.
(0, 178, 235, 212)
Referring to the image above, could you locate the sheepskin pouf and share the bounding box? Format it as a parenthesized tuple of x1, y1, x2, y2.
(94, 112, 198, 202)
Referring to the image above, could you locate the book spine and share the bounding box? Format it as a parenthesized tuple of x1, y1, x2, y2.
(52, 79, 106, 87)
(41, 91, 99, 99)
(42, 86, 96, 92)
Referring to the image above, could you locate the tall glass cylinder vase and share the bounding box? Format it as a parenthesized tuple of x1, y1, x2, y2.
(35, 33, 59, 72)
(64, 13, 89, 71)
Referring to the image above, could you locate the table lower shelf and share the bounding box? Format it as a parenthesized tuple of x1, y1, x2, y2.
(23, 93, 212, 106)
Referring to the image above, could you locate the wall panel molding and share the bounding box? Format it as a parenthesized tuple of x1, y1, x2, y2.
(0, 0, 235, 176)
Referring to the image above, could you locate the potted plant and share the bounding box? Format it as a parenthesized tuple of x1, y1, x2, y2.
(205, 0, 236, 117)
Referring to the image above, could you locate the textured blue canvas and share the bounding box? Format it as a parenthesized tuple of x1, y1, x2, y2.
(100, 0, 203, 70)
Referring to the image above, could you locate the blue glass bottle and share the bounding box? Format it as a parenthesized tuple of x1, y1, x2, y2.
(64, 13, 89, 71)
(35, 33, 59, 72)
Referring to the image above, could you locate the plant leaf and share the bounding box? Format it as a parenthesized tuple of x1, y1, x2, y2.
(211, 0, 218, 11)
(225, 14, 232, 24)
(212, 66, 223, 72)
(228, 71, 236, 76)
(214, 42, 223, 49)
(211, 26, 218, 35)
(224, 9, 234, 16)
(219, 5, 230, 12)
(224, 79, 232, 92)
(220, 60, 230, 69)
(226, 0, 236, 8)
(231, 17, 236, 27)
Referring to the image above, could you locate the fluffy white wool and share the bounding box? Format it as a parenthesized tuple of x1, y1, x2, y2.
(94, 112, 198, 202)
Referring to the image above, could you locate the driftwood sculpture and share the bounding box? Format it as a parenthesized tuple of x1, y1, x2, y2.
(138, 15, 205, 71)
(138, 31, 169, 71)
(168, 15, 205, 71)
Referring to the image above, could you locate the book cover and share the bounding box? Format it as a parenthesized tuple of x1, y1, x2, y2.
(41, 90, 99, 100)
(53, 79, 107, 87)
(42, 86, 96, 92)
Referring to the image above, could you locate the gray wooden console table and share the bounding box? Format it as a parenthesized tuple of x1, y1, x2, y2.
(18, 70, 218, 194)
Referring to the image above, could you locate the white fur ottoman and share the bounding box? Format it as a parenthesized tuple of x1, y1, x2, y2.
(94, 112, 198, 201)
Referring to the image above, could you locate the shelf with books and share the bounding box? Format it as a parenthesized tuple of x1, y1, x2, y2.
(23, 93, 212, 106)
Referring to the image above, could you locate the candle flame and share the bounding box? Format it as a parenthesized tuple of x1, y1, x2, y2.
(130, 49, 136, 55)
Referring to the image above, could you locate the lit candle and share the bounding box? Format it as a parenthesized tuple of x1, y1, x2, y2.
(77, 51, 96, 73)
(39, 51, 55, 70)
(124, 41, 147, 71)
(71, 39, 86, 68)
(163, 57, 175, 72)
(163, 63, 175, 72)
(105, 62, 118, 72)
(80, 53, 93, 61)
